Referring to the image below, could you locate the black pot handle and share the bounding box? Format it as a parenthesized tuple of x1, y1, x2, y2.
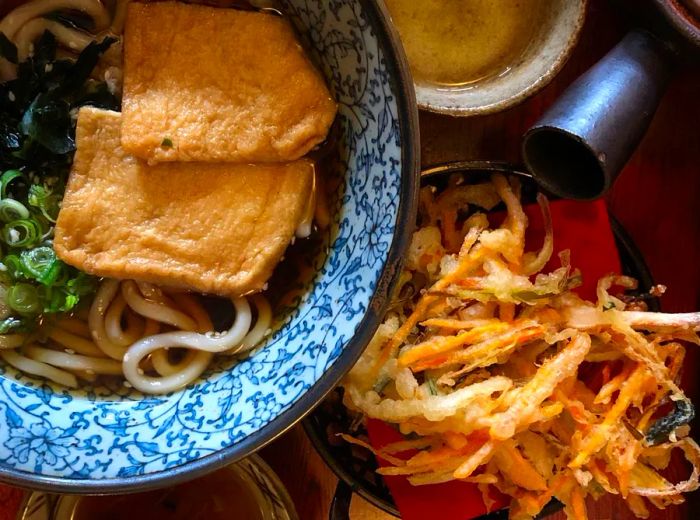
(328, 480, 353, 520)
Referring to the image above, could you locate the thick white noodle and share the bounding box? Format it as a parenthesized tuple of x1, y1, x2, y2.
(0, 349, 78, 388)
(48, 327, 104, 357)
(167, 292, 213, 331)
(14, 18, 94, 61)
(24, 345, 122, 374)
(123, 298, 253, 394)
(227, 294, 272, 355)
(136, 281, 172, 303)
(88, 278, 129, 360)
(121, 280, 198, 331)
(3, 278, 270, 392)
(149, 292, 213, 378)
(104, 292, 144, 346)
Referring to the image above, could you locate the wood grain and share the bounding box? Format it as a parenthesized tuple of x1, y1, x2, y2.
(260, 0, 700, 518)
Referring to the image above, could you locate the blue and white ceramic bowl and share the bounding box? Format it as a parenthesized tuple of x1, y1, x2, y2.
(0, 0, 419, 492)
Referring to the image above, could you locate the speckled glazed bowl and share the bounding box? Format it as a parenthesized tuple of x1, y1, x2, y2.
(18, 455, 298, 520)
(415, 0, 588, 116)
(0, 0, 419, 493)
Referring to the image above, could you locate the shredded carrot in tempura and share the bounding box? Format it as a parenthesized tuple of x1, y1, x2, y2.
(343, 174, 700, 519)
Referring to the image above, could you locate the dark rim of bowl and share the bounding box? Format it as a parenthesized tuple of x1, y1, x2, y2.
(0, 0, 421, 494)
(304, 160, 657, 519)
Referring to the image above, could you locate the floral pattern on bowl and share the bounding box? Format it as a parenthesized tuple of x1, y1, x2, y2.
(0, 0, 418, 491)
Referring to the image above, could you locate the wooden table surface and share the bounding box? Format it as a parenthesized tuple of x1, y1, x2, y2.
(261, 1, 700, 519)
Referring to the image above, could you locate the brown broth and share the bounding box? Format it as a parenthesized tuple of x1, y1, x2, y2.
(384, 0, 543, 86)
(72, 467, 265, 520)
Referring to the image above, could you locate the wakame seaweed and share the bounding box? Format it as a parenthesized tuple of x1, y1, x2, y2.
(0, 32, 118, 171)
(0, 31, 119, 328)
(646, 398, 696, 445)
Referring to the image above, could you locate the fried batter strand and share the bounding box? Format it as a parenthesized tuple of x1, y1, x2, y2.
(343, 174, 700, 519)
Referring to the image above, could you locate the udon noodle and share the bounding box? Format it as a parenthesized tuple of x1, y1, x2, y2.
(0, 280, 272, 393)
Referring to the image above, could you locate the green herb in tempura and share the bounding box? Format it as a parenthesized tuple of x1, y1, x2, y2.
(0, 32, 118, 331)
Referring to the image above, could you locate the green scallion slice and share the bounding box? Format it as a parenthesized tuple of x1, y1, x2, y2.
(0, 199, 30, 223)
(7, 283, 40, 315)
(2, 219, 42, 247)
(0, 170, 24, 199)
(20, 246, 61, 285)
(28, 184, 60, 223)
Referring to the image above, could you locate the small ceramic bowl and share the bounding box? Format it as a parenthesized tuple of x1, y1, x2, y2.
(415, 0, 588, 116)
(17, 455, 299, 520)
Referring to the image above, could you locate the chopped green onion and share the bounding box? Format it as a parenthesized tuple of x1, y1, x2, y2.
(65, 271, 94, 296)
(0, 170, 24, 199)
(161, 138, 173, 148)
(2, 219, 42, 247)
(28, 184, 60, 223)
(20, 246, 62, 285)
(0, 199, 30, 222)
(39, 286, 79, 313)
(7, 283, 40, 315)
(0, 34, 115, 326)
(2, 255, 24, 279)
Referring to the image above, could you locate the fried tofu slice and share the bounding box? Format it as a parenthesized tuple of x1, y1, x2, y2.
(54, 107, 314, 297)
(121, 2, 337, 164)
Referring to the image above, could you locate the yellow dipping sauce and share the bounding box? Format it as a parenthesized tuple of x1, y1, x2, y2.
(71, 466, 265, 520)
(385, 0, 543, 86)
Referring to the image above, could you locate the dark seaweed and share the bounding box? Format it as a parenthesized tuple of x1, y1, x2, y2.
(0, 34, 18, 64)
(0, 32, 118, 176)
(646, 398, 695, 445)
(20, 93, 75, 154)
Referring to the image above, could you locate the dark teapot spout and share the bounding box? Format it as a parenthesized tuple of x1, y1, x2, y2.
(522, 30, 675, 200)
